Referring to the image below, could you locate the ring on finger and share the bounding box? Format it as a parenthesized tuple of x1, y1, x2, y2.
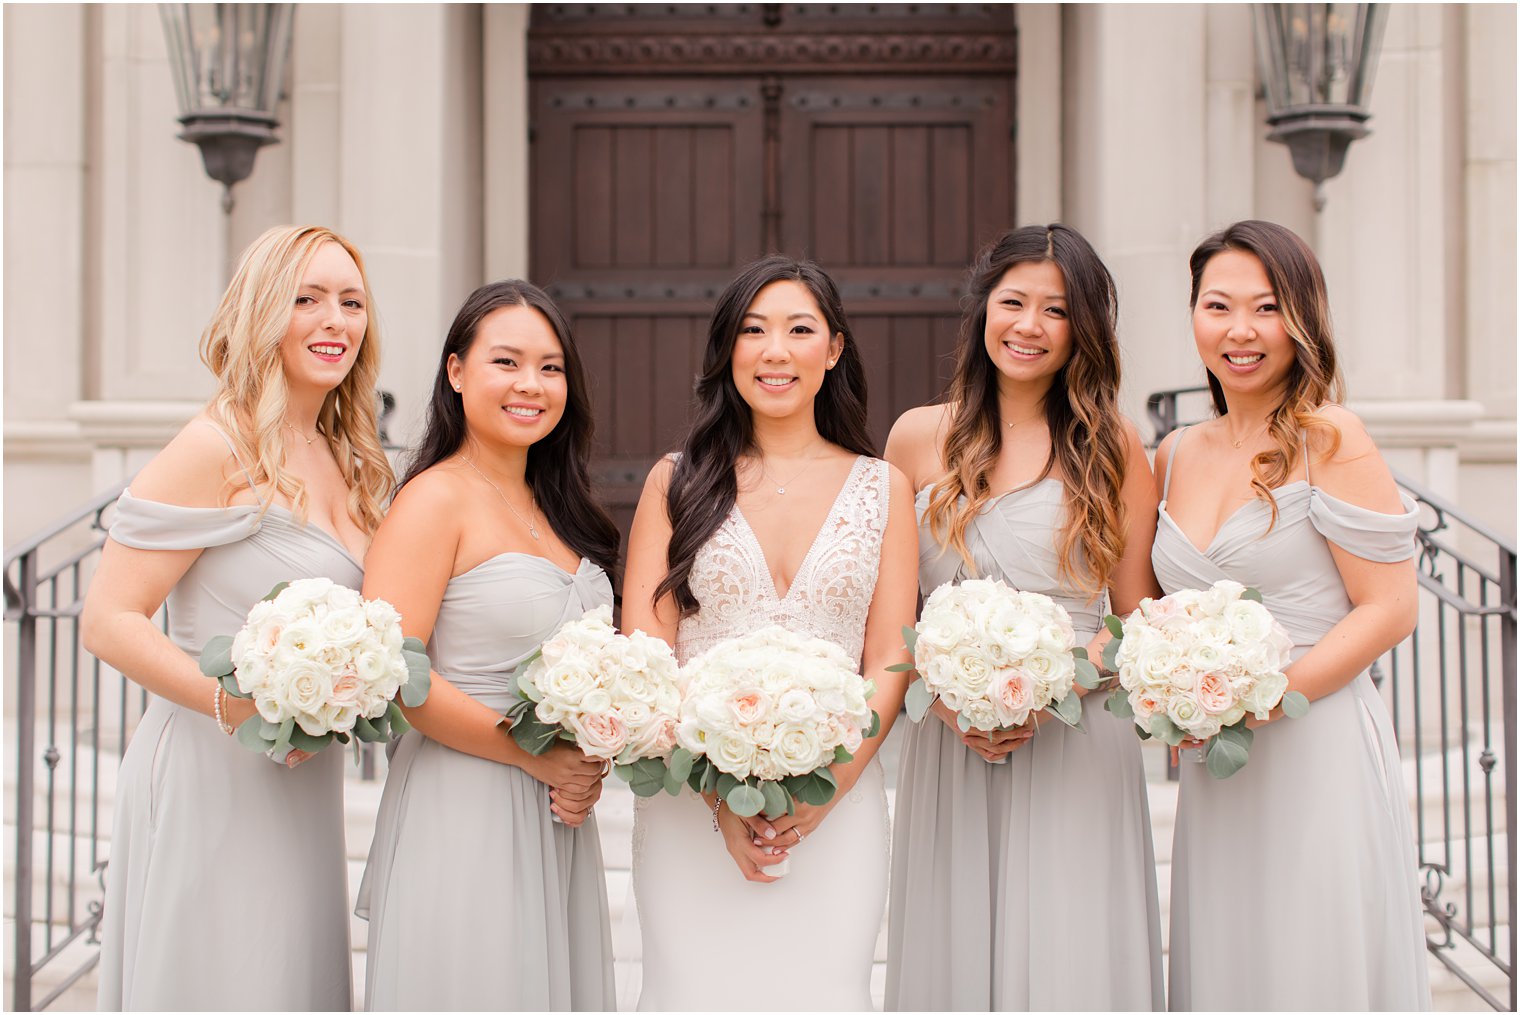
(792, 828, 805, 845)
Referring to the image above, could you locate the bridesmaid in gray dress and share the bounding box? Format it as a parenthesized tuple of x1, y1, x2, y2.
(82, 226, 395, 1009)
(1154, 220, 1430, 1010)
(355, 280, 618, 1010)
(885, 225, 1165, 1011)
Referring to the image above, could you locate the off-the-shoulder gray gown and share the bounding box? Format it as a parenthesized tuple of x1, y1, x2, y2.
(356, 554, 616, 1011)
(1153, 428, 1431, 1011)
(887, 480, 1165, 1011)
(97, 487, 360, 1011)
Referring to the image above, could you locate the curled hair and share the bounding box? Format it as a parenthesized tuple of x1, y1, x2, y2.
(200, 224, 393, 534)
(404, 280, 621, 582)
(657, 255, 875, 615)
(923, 224, 1128, 599)
(1189, 220, 1345, 527)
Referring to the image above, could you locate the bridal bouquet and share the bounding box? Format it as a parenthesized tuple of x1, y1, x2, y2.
(199, 578, 432, 762)
(504, 605, 683, 784)
(1102, 578, 1309, 778)
(668, 625, 881, 822)
(893, 578, 1102, 735)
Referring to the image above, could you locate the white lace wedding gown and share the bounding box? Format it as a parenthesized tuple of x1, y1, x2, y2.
(632, 455, 892, 1011)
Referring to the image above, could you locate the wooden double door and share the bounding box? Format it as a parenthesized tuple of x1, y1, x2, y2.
(528, 4, 1018, 535)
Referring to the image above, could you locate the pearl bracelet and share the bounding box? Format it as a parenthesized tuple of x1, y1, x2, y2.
(213, 685, 234, 736)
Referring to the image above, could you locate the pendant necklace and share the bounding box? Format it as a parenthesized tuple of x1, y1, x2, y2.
(462, 456, 540, 540)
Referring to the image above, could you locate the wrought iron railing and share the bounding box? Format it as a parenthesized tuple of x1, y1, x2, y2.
(1149, 385, 1516, 1010)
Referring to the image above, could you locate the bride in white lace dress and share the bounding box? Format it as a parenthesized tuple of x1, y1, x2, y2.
(622, 256, 917, 1011)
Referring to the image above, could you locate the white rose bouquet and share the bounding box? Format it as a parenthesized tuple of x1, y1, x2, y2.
(892, 578, 1102, 736)
(1102, 578, 1309, 778)
(669, 625, 881, 823)
(198, 578, 431, 762)
(503, 606, 683, 786)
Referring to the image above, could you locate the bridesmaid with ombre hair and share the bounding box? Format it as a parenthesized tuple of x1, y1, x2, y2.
(83, 225, 392, 1010)
(885, 224, 1165, 1011)
(355, 280, 619, 1011)
(1154, 220, 1430, 1010)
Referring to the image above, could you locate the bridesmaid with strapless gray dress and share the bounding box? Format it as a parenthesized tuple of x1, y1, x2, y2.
(1154, 430, 1431, 1010)
(97, 481, 358, 1010)
(886, 481, 1165, 1010)
(356, 556, 616, 1010)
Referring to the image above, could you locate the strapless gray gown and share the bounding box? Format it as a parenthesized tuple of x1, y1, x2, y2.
(887, 480, 1165, 1011)
(1153, 431, 1431, 1010)
(97, 490, 359, 1011)
(355, 554, 616, 1011)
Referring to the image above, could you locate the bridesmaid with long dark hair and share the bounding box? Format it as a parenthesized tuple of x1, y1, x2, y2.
(885, 224, 1165, 1010)
(625, 255, 918, 1010)
(1155, 221, 1429, 1010)
(355, 281, 619, 1010)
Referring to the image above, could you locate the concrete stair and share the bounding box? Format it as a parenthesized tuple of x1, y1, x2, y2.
(4, 726, 1508, 1012)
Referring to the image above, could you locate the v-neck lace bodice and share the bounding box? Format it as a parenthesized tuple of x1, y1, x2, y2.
(674, 455, 890, 666)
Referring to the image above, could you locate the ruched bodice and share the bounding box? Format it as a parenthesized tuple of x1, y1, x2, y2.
(110, 488, 363, 655)
(429, 554, 613, 709)
(915, 479, 1105, 641)
(1154, 473, 1419, 656)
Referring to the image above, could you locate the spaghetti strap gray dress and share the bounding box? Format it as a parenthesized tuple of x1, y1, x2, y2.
(887, 480, 1165, 1011)
(97, 482, 360, 1010)
(355, 554, 616, 1012)
(1153, 428, 1431, 1011)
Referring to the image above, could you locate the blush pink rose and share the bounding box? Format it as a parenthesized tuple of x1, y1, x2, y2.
(728, 689, 770, 725)
(1195, 671, 1235, 714)
(993, 671, 1034, 726)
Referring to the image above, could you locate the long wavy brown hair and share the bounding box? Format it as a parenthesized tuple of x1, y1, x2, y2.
(923, 224, 1128, 599)
(1189, 220, 1344, 527)
(200, 225, 393, 534)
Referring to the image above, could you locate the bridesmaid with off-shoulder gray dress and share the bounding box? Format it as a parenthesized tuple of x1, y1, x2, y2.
(885, 225, 1164, 1011)
(355, 279, 619, 1011)
(1155, 220, 1430, 1011)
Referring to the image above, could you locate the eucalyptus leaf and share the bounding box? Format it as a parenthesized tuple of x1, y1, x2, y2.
(1133, 723, 1152, 740)
(288, 726, 331, 755)
(759, 779, 789, 820)
(1148, 715, 1184, 746)
(785, 767, 837, 807)
(219, 673, 249, 698)
(271, 717, 296, 759)
(716, 772, 740, 800)
(884, 662, 917, 673)
(663, 769, 685, 797)
(726, 783, 765, 817)
(620, 758, 668, 797)
(1280, 690, 1310, 719)
(334, 731, 350, 744)
(833, 744, 855, 764)
(261, 581, 290, 602)
(904, 680, 935, 722)
(353, 715, 382, 743)
(666, 746, 694, 784)
(1101, 638, 1122, 673)
(1073, 656, 1101, 690)
(515, 668, 544, 703)
(198, 635, 235, 678)
(509, 715, 561, 756)
(1103, 614, 1125, 639)
(1105, 689, 1134, 719)
(865, 710, 881, 740)
(259, 720, 282, 740)
(237, 715, 272, 752)
(1241, 587, 1264, 603)
(700, 760, 718, 795)
(1053, 691, 1085, 729)
(901, 625, 919, 653)
(388, 700, 412, 737)
(956, 712, 973, 733)
(400, 650, 432, 707)
(685, 756, 710, 794)
(1205, 736, 1250, 779)
(1216, 721, 1254, 751)
(401, 635, 427, 655)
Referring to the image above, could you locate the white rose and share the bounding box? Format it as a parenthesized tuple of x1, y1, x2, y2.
(960, 697, 999, 732)
(709, 730, 757, 779)
(277, 658, 333, 720)
(769, 723, 824, 776)
(565, 711, 628, 760)
(1238, 671, 1290, 719)
(950, 648, 993, 698)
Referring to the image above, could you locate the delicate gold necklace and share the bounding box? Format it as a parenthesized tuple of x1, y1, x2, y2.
(757, 447, 826, 496)
(461, 456, 540, 540)
(1004, 413, 1042, 430)
(1225, 419, 1270, 449)
(286, 422, 318, 446)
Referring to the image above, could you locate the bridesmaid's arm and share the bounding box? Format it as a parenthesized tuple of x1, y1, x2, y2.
(81, 422, 259, 729)
(1256, 408, 1418, 718)
(1087, 418, 1164, 672)
(363, 473, 601, 818)
(620, 457, 680, 644)
(764, 464, 916, 841)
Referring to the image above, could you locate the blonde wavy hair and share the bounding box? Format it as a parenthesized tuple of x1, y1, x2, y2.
(1189, 220, 1344, 528)
(924, 225, 1129, 600)
(199, 224, 393, 534)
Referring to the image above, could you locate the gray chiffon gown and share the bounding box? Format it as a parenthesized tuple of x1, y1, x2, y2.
(1154, 428, 1431, 1011)
(887, 479, 1165, 1011)
(97, 487, 359, 1011)
(355, 553, 616, 1011)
